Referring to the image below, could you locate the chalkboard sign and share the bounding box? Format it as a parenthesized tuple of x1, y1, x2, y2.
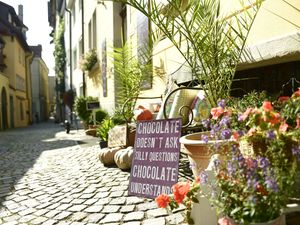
(86, 101, 100, 110)
(128, 118, 182, 199)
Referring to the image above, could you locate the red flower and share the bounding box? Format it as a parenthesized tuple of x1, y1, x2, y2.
(172, 182, 190, 204)
(268, 112, 282, 125)
(155, 194, 170, 208)
(278, 96, 290, 102)
(256, 184, 268, 196)
(211, 107, 225, 120)
(262, 101, 273, 112)
(296, 118, 300, 129)
(232, 131, 239, 141)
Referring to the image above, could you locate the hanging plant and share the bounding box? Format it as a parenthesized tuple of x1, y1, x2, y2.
(80, 49, 98, 72)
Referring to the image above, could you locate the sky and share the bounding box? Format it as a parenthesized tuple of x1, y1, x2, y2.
(2, 0, 55, 76)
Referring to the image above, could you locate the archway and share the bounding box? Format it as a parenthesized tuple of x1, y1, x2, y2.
(1, 87, 8, 130)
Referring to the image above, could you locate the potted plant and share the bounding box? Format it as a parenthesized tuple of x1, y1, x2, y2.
(96, 118, 115, 148)
(74, 96, 98, 129)
(80, 49, 98, 72)
(155, 90, 300, 225)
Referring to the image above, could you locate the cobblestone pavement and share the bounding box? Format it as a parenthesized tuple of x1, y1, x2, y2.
(0, 121, 187, 225)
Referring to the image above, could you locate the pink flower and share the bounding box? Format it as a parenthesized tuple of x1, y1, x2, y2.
(247, 128, 257, 136)
(279, 122, 289, 132)
(172, 182, 190, 204)
(218, 217, 235, 225)
(239, 108, 253, 121)
(211, 107, 225, 119)
(263, 101, 273, 112)
(155, 194, 170, 208)
(296, 118, 300, 129)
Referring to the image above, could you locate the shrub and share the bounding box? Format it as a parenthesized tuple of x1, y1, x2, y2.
(74, 96, 97, 123)
(94, 108, 109, 124)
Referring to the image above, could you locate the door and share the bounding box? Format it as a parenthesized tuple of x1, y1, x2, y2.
(1, 88, 7, 130)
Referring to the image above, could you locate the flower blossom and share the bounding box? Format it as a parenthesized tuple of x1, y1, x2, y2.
(218, 217, 235, 225)
(172, 182, 190, 204)
(211, 107, 225, 119)
(218, 99, 226, 108)
(279, 122, 289, 132)
(278, 96, 290, 102)
(155, 194, 170, 208)
(292, 88, 300, 98)
(239, 108, 253, 121)
(262, 101, 273, 111)
(296, 118, 300, 129)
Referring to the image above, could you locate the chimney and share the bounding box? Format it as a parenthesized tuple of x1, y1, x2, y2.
(18, 5, 23, 22)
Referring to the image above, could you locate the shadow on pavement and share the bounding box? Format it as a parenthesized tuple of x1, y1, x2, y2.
(0, 120, 84, 205)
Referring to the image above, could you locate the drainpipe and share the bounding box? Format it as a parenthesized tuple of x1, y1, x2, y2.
(65, 6, 73, 123)
(65, 7, 72, 93)
(81, 0, 86, 97)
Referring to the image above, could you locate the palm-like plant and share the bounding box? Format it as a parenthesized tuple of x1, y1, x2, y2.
(110, 0, 262, 107)
(111, 40, 153, 121)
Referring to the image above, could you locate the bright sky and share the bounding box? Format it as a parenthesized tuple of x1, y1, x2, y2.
(1, 0, 55, 76)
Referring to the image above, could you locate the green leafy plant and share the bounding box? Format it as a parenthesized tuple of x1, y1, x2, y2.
(74, 96, 98, 124)
(80, 49, 98, 72)
(111, 39, 153, 121)
(96, 118, 115, 141)
(112, 0, 262, 107)
(93, 108, 109, 124)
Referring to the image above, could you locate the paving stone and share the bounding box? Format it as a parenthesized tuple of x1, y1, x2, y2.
(84, 205, 103, 213)
(36, 202, 52, 209)
(42, 219, 58, 225)
(100, 213, 124, 224)
(0, 209, 11, 218)
(120, 205, 135, 213)
(56, 203, 72, 210)
(102, 205, 121, 213)
(142, 217, 166, 225)
(54, 211, 73, 220)
(70, 212, 88, 221)
(79, 193, 96, 199)
(68, 204, 87, 212)
(83, 213, 105, 223)
(34, 208, 50, 216)
(2, 214, 21, 222)
(1, 221, 18, 225)
(30, 216, 48, 225)
(166, 213, 185, 225)
(70, 222, 87, 225)
(20, 199, 40, 207)
(146, 208, 169, 218)
(19, 214, 37, 223)
(126, 196, 145, 205)
(122, 222, 141, 225)
(137, 202, 157, 211)
(109, 191, 124, 197)
(55, 221, 72, 225)
(60, 198, 73, 204)
(18, 207, 37, 216)
(94, 198, 111, 205)
(44, 210, 61, 218)
(110, 197, 127, 205)
(47, 202, 61, 210)
(71, 198, 86, 204)
(83, 198, 98, 205)
(123, 211, 145, 222)
(94, 192, 110, 198)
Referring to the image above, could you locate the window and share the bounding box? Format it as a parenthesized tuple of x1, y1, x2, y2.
(92, 11, 97, 49)
(73, 48, 77, 70)
(88, 10, 97, 50)
(79, 38, 83, 58)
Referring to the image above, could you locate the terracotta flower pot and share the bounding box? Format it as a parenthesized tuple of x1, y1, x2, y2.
(180, 132, 233, 178)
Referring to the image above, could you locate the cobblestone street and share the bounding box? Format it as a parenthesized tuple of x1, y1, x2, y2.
(0, 121, 186, 225)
